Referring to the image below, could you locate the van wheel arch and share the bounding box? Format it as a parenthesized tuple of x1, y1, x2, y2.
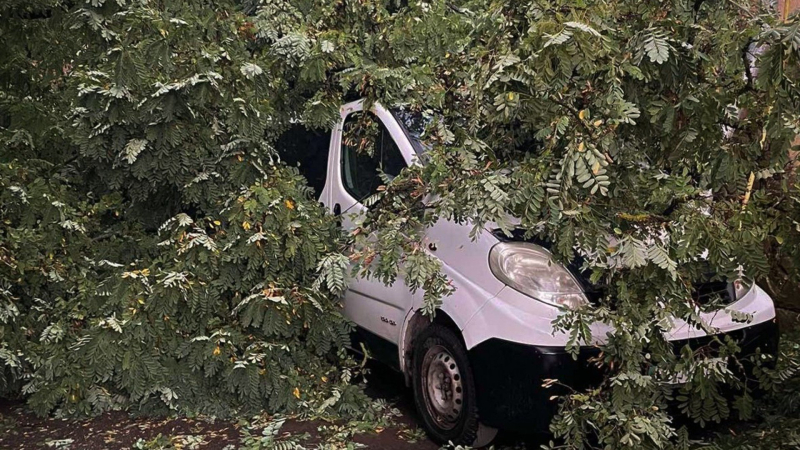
(402, 310, 463, 387)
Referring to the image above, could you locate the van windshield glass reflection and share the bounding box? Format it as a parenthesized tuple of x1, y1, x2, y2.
(391, 108, 432, 156)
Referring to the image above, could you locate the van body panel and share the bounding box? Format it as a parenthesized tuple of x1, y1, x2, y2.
(665, 284, 776, 340)
(424, 220, 506, 326)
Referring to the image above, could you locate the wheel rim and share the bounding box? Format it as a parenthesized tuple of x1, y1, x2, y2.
(421, 344, 464, 430)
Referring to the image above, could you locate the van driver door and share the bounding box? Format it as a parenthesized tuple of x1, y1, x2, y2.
(327, 101, 419, 350)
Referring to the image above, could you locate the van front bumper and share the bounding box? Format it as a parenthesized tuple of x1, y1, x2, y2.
(468, 319, 779, 434)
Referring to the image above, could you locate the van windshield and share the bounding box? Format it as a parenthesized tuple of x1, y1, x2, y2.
(391, 108, 432, 157)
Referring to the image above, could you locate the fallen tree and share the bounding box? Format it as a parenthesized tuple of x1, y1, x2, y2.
(2, 0, 800, 448)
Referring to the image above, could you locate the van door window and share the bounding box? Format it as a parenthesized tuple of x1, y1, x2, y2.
(341, 112, 407, 203)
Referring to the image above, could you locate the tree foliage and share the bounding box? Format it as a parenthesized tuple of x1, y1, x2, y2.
(351, 2, 800, 448)
(2, 0, 800, 448)
(0, 0, 366, 418)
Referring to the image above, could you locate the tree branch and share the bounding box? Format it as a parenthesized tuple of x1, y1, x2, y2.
(742, 38, 756, 91)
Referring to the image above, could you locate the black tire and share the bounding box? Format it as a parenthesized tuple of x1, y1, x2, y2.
(411, 324, 479, 446)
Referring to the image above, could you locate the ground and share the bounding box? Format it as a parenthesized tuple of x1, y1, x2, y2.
(1, 356, 798, 450)
(0, 362, 441, 450)
(0, 399, 442, 450)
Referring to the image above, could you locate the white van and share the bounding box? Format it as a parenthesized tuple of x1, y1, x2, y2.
(282, 99, 779, 446)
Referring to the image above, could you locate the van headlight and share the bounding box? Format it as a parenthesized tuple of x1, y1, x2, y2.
(489, 242, 589, 310)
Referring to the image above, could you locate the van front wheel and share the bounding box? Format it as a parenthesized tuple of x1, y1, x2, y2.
(411, 324, 479, 446)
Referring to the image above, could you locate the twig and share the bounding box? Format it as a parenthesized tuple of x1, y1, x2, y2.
(550, 95, 616, 163)
(741, 171, 755, 211)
